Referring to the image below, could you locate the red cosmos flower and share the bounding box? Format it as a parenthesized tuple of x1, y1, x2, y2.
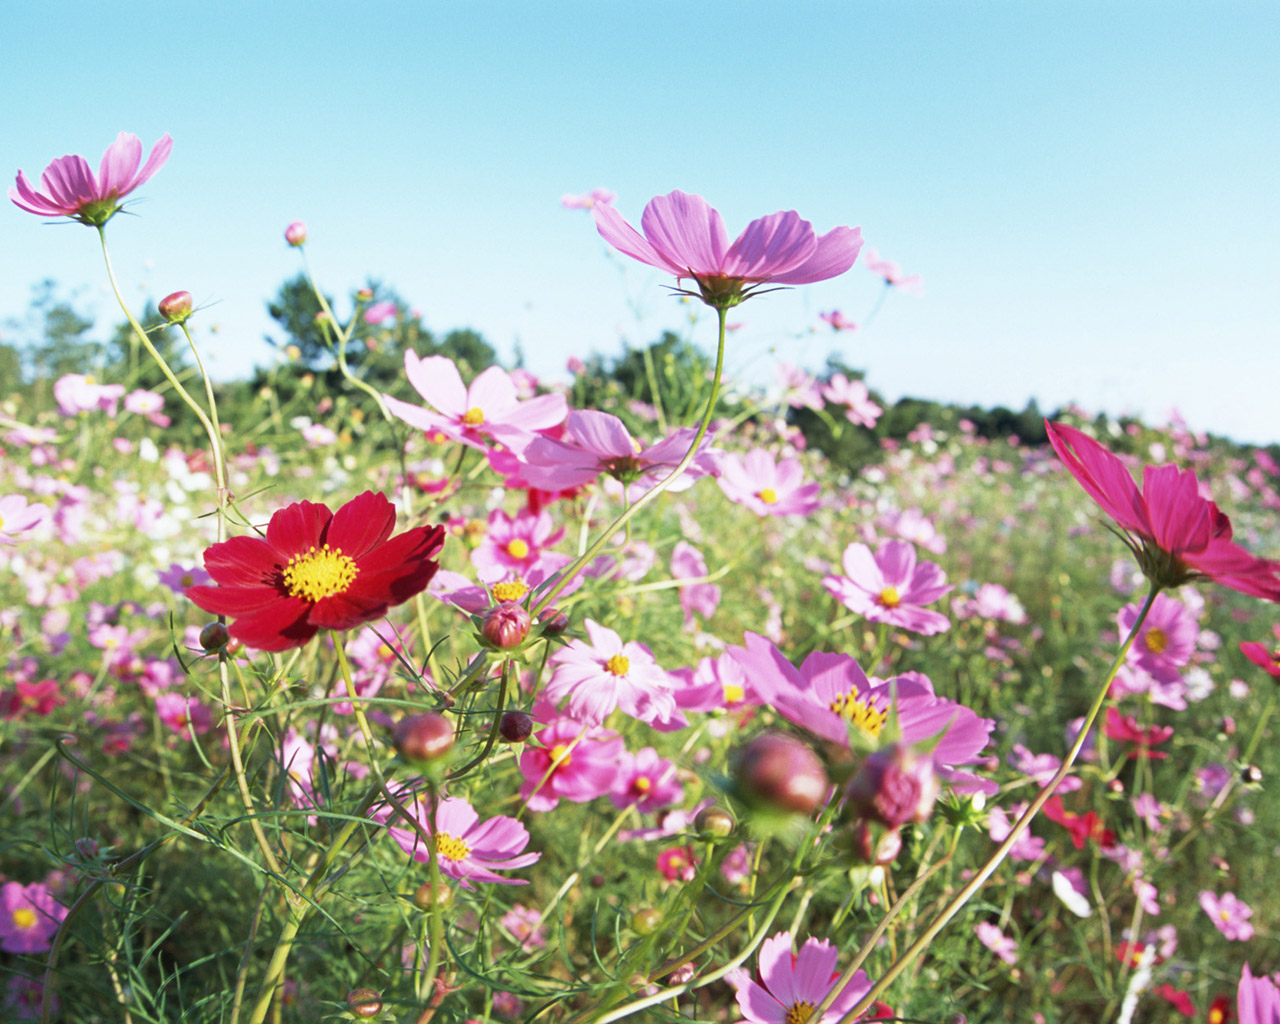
(1240, 632, 1280, 678)
(1104, 707, 1175, 759)
(186, 491, 444, 652)
(1043, 796, 1115, 850)
(1046, 421, 1280, 600)
(1208, 993, 1233, 1024)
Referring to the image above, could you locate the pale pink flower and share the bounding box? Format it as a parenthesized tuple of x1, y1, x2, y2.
(53, 373, 125, 416)
(953, 582, 1027, 623)
(715, 448, 821, 517)
(545, 620, 677, 726)
(385, 795, 539, 888)
(363, 300, 398, 325)
(776, 362, 824, 411)
(300, 422, 337, 446)
(823, 539, 952, 635)
(1119, 593, 1197, 677)
(821, 373, 881, 428)
(861, 246, 924, 294)
(10, 132, 172, 225)
(880, 507, 947, 555)
(819, 309, 858, 331)
(1201, 890, 1255, 941)
(671, 541, 721, 628)
(0, 495, 49, 544)
(669, 652, 762, 713)
(726, 931, 871, 1024)
(610, 747, 684, 813)
(975, 921, 1018, 965)
(284, 221, 307, 246)
(986, 804, 1046, 861)
(471, 508, 565, 584)
(561, 187, 616, 209)
(123, 389, 164, 416)
(592, 189, 862, 308)
(1238, 964, 1280, 1024)
(500, 904, 547, 949)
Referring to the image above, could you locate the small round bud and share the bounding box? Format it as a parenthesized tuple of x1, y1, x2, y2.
(158, 290, 194, 324)
(694, 805, 736, 840)
(481, 602, 531, 649)
(845, 743, 938, 828)
(1241, 764, 1263, 785)
(631, 908, 663, 935)
(355, 287, 374, 301)
(849, 821, 903, 866)
(590, 873, 606, 888)
(413, 880, 455, 910)
(284, 221, 307, 246)
(539, 607, 570, 636)
(499, 711, 534, 744)
(346, 989, 382, 1019)
(732, 733, 829, 815)
(1222, 716, 1237, 736)
(1106, 778, 1125, 795)
(393, 713, 455, 765)
(198, 622, 230, 652)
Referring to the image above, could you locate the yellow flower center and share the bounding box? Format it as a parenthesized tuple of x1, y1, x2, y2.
(377, 643, 395, 661)
(462, 407, 485, 426)
(1144, 627, 1168, 655)
(549, 743, 572, 768)
(12, 908, 37, 930)
(634, 776, 652, 793)
(605, 653, 630, 676)
(492, 579, 528, 602)
(506, 538, 530, 559)
(282, 545, 359, 602)
(878, 585, 901, 608)
(0, 514, 6, 531)
(84, 374, 97, 385)
(435, 832, 471, 862)
(785, 1002, 815, 1024)
(757, 488, 778, 505)
(722, 683, 745, 705)
(829, 691, 889, 738)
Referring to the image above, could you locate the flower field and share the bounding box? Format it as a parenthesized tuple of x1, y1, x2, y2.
(3, 135, 1280, 1024)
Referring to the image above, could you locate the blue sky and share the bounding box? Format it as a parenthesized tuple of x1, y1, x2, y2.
(3, 1, 1278, 442)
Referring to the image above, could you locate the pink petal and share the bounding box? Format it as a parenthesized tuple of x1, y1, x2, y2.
(639, 190, 730, 276)
(722, 210, 817, 281)
(592, 201, 684, 276)
(770, 225, 864, 284)
(404, 353, 468, 417)
(97, 132, 142, 199)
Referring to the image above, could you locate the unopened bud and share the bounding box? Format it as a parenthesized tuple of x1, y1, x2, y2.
(1222, 716, 1237, 736)
(732, 733, 829, 815)
(1241, 764, 1262, 785)
(198, 622, 230, 652)
(631, 908, 663, 935)
(393, 712, 454, 765)
(346, 988, 382, 1019)
(499, 711, 533, 744)
(694, 805, 736, 840)
(845, 743, 938, 828)
(284, 221, 307, 246)
(158, 290, 193, 324)
(539, 607, 570, 636)
(413, 880, 455, 910)
(481, 602, 531, 649)
(355, 287, 374, 301)
(849, 820, 903, 866)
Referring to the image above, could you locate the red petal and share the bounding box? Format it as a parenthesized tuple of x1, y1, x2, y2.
(228, 597, 317, 651)
(266, 500, 332, 560)
(201, 535, 279, 586)
(325, 491, 395, 559)
(185, 584, 284, 616)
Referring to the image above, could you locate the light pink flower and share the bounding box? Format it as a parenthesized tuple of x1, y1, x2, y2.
(10, 132, 173, 225)
(545, 620, 677, 726)
(1200, 890, 1255, 941)
(726, 931, 871, 1024)
(592, 189, 862, 308)
(300, 422, 337, 447)
(53, 373, 125, 416)
(819, 310, 858, 331)
(500, 905, 546, 949)
(1238, 964, 1280, 1024)
(823, 540, 952, 635)
(975, 922, 1018, 965)
(385, 795, 539, 887)
(1119, 593, 1197, 677)
(363, 300, 398, 325)
(0, 495, 49, 544)
(671, 541, 721, 627)
(669, 652, 762, 713)
(776, 362, 824, 411)
(821, 373, 881, 428)
(861, 247, 924, 294)
(610, 747, 684, 813)
(384, 353, 567, 454)
(561, 187, 616, 209)
(517, 717, 624, 812)
(123, 389, 164, 416)
(715, 449, 821, 517)
(154, 692, 214, 739)
(470, 508, 565, 584)
(953, 582, 1026, 623)
(0, 882, 67, 954)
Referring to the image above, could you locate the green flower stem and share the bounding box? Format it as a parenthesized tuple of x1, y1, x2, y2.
(177, 320, 229, 540)
(447, 659, 511, 780)
(219, 662, 284, 878)
(531, 305, 728, 618)
(838, 582, 1162, 1022)
(533, 804, 636, 928)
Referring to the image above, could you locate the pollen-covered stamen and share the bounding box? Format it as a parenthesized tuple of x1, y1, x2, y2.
(829, 691, 890, 737)
(784, 1001, 816, 1024)
(605, 653, 630, 676)
(633, 776, 652, 793)
(549, 743, 572, 768)
(492, 579, 528, 602)
(282, 544, 359, 601)
(878, 585, 901, 608)
(723, 683, 745, 705)
(435, 832, 471, 862)
(506, 538, 530, 559)
(757, 487, 778, 505)
(1143, 627, 1169, 655)
(462, 407, 485, 426)
(11, 908, 37, 930)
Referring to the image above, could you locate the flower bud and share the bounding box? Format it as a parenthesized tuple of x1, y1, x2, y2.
(413, 880, 455, 910)
(481, 602, 531, 649)
(1106, 778, 1125, 795)
(539, 607, 570, 636)
(346, 988, 382, 1019)
(631, 908, 663, 935)
(1241, 764, 1262, 785)
(845, 743, 938, 828)
(198, 622, 230, 652)
(732, 733, 829, 815)
(499, 710, 533, 744)
(158, 290, 194, 324)
(284, 221, 307, 246)
(694, 805, 736, 840)
(355, 287, 374, 301)
(393, 713, 454, 765)
(849, 820, 903, 866)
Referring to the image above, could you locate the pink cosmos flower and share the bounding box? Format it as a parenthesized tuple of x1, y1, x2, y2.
(1119, 593, 1197, 677)
(363, 301, 398, 325)
(776, 362, 825, 411)
(470, 508, 565, 584)
(818, 309, 858, 331)
(518, 717, 624, 812)
(986, 804, 1047, 861)
(657, 845, 699, 882)
(1201, 890, 1255, 941)
(561, 187, 616, 209)
(726, 931, 871, 1024)
(1047, 421, 1280, 600)
(544, 619, 677, 726)
(500, 905, 547, 949)
(53, 373, 126, 416)
(384, 354, 567, 454)
(716, 448, 821, 517)
(385, 795, 539, 887)
(592, 189, 863, 309)
(975, 922, 1018, 965)
(669, 652, 762, 713)
(671, 541, 721, 627)
(880, 507, 947, 555)
(952, 583, 1027, 623)
(0, 882, 67, 954)
(823, 539, 952, 635)
(519, 410, 716, 491)
(1103, 708, 1174, 760)
(1240, 636, 1280, 678)
(154, 692, 214, 739)
(0, 494, 49, 544)
(861, 247, 924, 294)
(10, 131, 173, 225)
(610, 747, 684, 813)
(1238, 964, 1280, 1024)
(123, 389, 164, 417)
(821, 373, 882, 428)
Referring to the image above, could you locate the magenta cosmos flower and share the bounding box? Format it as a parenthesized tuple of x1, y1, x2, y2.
(1047, 421, 1280, 600)
(1118, 593, 1197, 678)
(0, 882, 67, 954)
(385, 795, 539, 887)
(470, 507, 565, 584)
(1239, 965, 1280, 1024)
(592, 190, 863, 308)
(545, 619, 678, 726)
(11, 131, 172, 226)
(0, 494, 48, 544)
(518, 717, 624, 812)
(383, 353, 567, 454)
(726, 931, 871, 1024)
(1200, 890, 1255, 941)
(716, 448, 821, 518)
(824, 539, 952, 635)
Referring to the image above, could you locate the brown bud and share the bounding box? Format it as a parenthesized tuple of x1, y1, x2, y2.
(393, 713, 454, 765)
(198, 622, 230, 652)
(733, 733, 829, 815)
(158, 290, 193, 324)
(694, 805, 736, 839)
(346, 988, 382, 1019)
(499, 711, 533, 743)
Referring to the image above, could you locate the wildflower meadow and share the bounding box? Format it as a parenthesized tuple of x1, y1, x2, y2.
(4, 132, 1280, 1024)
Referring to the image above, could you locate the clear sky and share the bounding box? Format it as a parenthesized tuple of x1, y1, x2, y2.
(3, 1, 1278, 442)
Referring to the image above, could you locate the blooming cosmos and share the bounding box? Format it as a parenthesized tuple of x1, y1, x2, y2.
(726, 931, 871, 1024)
(823, 540, 952, 635)
(821, 373, 882, 428)
(0, 494, 48, 544)
(545, 619, 678, 726)
(186, 491, 445, 651)
(518, 717, 624, 812)
(0, 882, 67, 954)
(1238, 964, 1280, 1024)
(10, 131, 173, 226)
(974, 921, 1019, 966)
(592, 189, 863, 308)
(715, 448, 822, 518)
(385, 795, 539, 888)
(861, 246, 924, 294)
(1047, 421, 1280, 600)
(1200, 890, 1255, 941)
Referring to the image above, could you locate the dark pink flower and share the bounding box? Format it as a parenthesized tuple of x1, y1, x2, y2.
(1240, 638, 1280, 678)
(11, 132, 172, 226)
(385, 795, 539, 887)
(0, 882, 66, 954)
(592, 190, 862, 308)
(1103, 708, 1174, 759)
(517, 717, 624, 812)
(726, 931, 871, 1024)
(823, 540, 952, 635)
(656, 845, 699, 882)
(470, 508, 564, 584)
(610, 747, 684, 813)
(1047, 421, 1280, 599)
